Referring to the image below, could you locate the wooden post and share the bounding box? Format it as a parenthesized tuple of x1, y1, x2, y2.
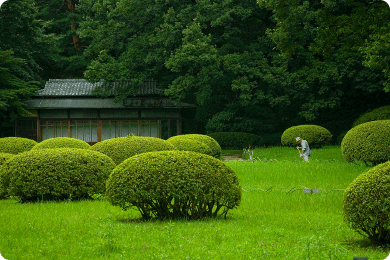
(177, 119, 182, 135)
(97, 120, 101, 142)
(68, 120, 71, 138)
(37, 118, 41, 142)
(138, 120, 141, 136)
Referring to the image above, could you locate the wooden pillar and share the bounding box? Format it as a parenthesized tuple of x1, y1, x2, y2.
(138, 120, 141, 136)
(158, 120, 162, 139)
(37, 119, 42, 142)
(68, 120, 71, 138)
(97, 120, 101, 142)
(177, 119, 182, 135)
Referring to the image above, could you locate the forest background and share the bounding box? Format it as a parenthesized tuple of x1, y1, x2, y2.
(0, 0, 389, 144)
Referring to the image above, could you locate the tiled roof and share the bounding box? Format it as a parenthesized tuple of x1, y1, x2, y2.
(35, 79, 164, 96)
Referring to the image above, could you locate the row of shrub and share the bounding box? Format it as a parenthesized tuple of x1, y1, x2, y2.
(0, 135, 240, 220)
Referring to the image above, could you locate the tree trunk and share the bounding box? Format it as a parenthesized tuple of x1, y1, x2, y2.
(66, 0, 81, 51)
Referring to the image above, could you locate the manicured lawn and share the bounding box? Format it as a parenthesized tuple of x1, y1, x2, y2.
(0, 146, 389, 259)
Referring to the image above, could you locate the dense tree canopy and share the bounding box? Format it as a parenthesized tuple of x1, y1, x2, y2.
(0, 0, 389, 141)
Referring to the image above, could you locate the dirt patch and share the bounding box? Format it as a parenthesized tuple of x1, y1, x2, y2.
(223, 154, 246, 161)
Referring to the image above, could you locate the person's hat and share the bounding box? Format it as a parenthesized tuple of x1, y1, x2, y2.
(296, 137, 301, 142)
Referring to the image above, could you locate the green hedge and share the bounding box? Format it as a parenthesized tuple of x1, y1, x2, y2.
(343, 161, 390, 245)
(106, 151, 241, 220)
(281, 125, 332, 148)
(167, 134, 222, 159)
(167, 138, 213, 157)
(90, 136, 175, 165)
(32, 137, 90, 150)
(341, 120, 390, 165)
(353, 106, 390, 127)
(0, 153, 14, 166)
(0, 148, 115, 202)
(0, 137, 37, 154)
(207, 132, 263, 149)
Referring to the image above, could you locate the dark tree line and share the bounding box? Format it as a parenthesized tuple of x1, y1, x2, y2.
(0, 0, 389, 142)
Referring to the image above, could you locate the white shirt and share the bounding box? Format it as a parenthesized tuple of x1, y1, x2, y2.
(301, 140, 311, 154)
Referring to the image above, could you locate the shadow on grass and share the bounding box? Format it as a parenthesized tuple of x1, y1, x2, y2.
(341, 237, 390, 251)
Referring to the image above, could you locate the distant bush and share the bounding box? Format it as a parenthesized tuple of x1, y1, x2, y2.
(353, 106, 390, 127)
(0, 153, 14, 166)
(207, 132, 263, 149)
(167, 138, 213, 157)
(167, 134, 222, 159)
(32, 137, 90, 150)
(0, 137, 37, 154)
(281, 125, 332, 148)
(0, 148, 115, 202)
(262, 132, 283, 147)
(341, 120, 390, 165)
(106, 151, 241, 220)
(90, 136, 175, 165)
(343, 161, 390, 245)
(337, 130, 349, 145)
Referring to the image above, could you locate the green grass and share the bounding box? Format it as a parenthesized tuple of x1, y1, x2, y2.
(1, 146, 389, 259)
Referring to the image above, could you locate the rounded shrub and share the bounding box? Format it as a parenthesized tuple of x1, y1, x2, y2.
(90, 136, 175, 165)
(207, 132, 263, 149)
(32, 137, 90, 150)
(353, 106, 390, 127)
(0, 148, 115, 202)
(0, 137, 37, 154)
(167, 138, 213, 157)
(281, 125, 332, 148)
(341, 120, 390, 165)
(0, 152, 14, 166)
(343, 161, 390, 245)
(167, 134, 222, 159)
(106, 151, 241, 220)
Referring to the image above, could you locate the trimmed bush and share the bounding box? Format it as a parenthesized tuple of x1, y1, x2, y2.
(281, 125, 332, 148)
(207, 132, 263, 149)
(167, 138, 213, 157)
(106, 151, 241, 220)
(353, 106, 390, 127)
(0, 153, 14, 166)
(0, 137, 37, 154)
(32, 137, 90, 150)
(341, 120, 390, 165)
(90, 136, 175, 165)
(0, 148, 115, 202)
(343, 161, 390, 245)
(167, 134, 222, 159)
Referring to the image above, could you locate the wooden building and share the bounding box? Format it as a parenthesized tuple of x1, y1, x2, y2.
(16, 79, 195, 144)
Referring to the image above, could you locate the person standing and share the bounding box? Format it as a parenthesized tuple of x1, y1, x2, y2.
(296, 137, 311, 162)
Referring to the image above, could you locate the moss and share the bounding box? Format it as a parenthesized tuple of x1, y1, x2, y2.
(0, 137, 37, 154)
(207, 132, 263, 149)
(32, 137, 90, 150)
(167, 138, 213, 156)
(281, 125, 332, 148)
(343, 161, 390, 245)
(167, 134, 222, 159)
(90, 136, 175, 165)
(353, 106, 390, 127)
(0, 148, 115, 202)
(341, 120, 390, 165)
(106, 151, 241, 220)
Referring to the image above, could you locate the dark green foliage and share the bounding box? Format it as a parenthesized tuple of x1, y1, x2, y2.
(167, 138, 213, 157)
(343, 161, 390, 245)
(0, 153, 14, 166)
(341, 120, 390, 165)
(90, 136, 175, 165)
(106, 151, 241, 220)
(281, 125, 332, 148)
(0, 137, 38, 154)
(0, 148, 115, 202)
(167, 134, 222, 160)
(337, 130, 349, 145)
(32, 137, 90, 150)
(262, 132, 283, 147)
(207, 132, 263, 149)
(353, 106, 390, 127)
